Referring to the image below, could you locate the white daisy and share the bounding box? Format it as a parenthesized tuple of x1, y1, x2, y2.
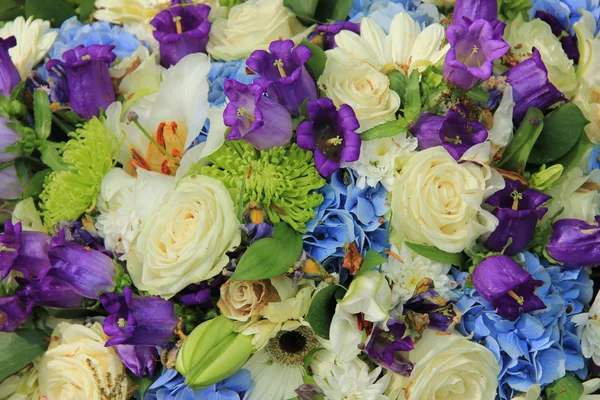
(572, 291, 600, 365)
(0, 16, 57, 78)
(313, 360, 390, 400)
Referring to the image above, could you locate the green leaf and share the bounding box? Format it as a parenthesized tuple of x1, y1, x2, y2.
(305, 284, 346, 339)
(0, 329, 49, 382)
(388, 70, 408, 98)
(497, 107, 544, 174)
(466, 86, 490, 104)
(0, 0, 25, 20)
(78, 0, 95, 21)
(529, 102, 588, 165)
(231, 223, 303, 280)
(13, 158, 28, 185)
(284, 0, 318, 19)
(544, 374, 584, 400)
(34, 89, 52, 140)
(553, 124, 595, 173)
(403, 69, 421, 123)
(357, 250, 387, 276)
(405, 242, 466, 266)
(130, 375, 154, 398)
(301, 39, 327, 82)
(24, 0, 76, 27)
(23, 169, 51, 198)
(360, 118, 409, 141)
(10, 81, 26, 103)
(315, 0, 353, 22)
(39, 143, 68, 171)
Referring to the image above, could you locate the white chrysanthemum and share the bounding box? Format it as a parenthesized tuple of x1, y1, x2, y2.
(0, 364, 40, 400)
(382, 243, 456, 309)
(314, 360, 390, 400)
(572, 291, 600, 365)
(343, 132, 418, 191)
(0, 16, 57, 78)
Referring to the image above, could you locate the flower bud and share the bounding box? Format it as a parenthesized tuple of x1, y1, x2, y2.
(530, 164, 564, 192)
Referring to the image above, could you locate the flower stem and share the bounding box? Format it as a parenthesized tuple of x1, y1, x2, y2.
(131, 119, 179, 164)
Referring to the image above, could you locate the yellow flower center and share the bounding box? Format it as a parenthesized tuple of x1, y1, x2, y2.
(117, 318, 126, 327)
(273, 59, 287, 78)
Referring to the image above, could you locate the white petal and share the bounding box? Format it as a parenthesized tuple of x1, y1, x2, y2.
(388, 12, 421, 66)
(133, 169, 175, 223)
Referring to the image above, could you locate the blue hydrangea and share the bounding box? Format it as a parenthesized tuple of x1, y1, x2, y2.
(303, 168, 389, 283)
(144, 368, 252, 400)
(349, 0, 440, 32)
(588, 146, 600, 173)
(454, 252, 593, 400)
(529, 0, 600, 33)
(208, 60, 256, 107)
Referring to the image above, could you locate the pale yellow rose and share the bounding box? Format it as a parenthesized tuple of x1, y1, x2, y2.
(217, 280, 281, 322)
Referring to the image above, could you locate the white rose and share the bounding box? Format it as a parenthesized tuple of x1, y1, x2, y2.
(318, 56, 400, 132)
(128, 174, 241, 298)
(207, 0, 310, 61)
(38, 322, 129, 400)
(391, 146, 502, 253)
(385, 329, 500, 400)
(544, 168, 600, 223)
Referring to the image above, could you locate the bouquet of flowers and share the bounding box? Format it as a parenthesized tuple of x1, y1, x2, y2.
(1, 0, 600, 398)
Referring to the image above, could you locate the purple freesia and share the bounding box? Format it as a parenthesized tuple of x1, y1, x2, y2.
(364, 317, 414, 376)
(296, 98, 361, 177)
(485, 180, 551, 255)
(0, 221, 50, 279)
(453, 0, 498, 26)
(150, 0, 211, 67)
(247, 40, 317, 115)
(546, 216, 600, 268)
(223, 79, 293, 150)
(310, 21, 361, 50)
(472, 255, 545, 321)
(46, 44, 116, 119)
(115, 344, 159, 377)
(100, 286, 178, 347)
(0, 36, 21, 97)
(444, 19, 510, 89)
(0, 296, 31, 332)
(503, 48, 566, 124)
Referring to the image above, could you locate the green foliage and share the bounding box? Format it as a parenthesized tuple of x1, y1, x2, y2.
(545, 374, 584, 400)
(405, 242, 466, 266)
(356, 250, 388, 276)
(305, 284, 346, 339)
(0, 329, 48, 382)
(24, 0, 76, 27)
(360, 118, 409, 141)
(301, 39, 327, 81)
(497, 107, 544, 174)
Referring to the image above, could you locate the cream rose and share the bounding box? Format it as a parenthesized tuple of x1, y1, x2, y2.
(207, 0, 309, 61)
(385, 329, 500, 400)
(38, 322, 129, 400)
(128, 174, 241, 298)
(217, 280, 280, 322)
(318, 57, 400, 132)
(391, 146, 502, 253)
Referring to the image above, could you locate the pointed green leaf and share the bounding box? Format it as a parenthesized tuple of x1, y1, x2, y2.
(404, 69, 421, 123)
(23, 169, 51, 198)
(497, 107, 544, 174)
(284, 0, 318, 19)
(315, 0, 353, 22)
(305, 284, 346, 339)
(24, 0, 75, 26)
(388, 70, 409, 98)
(0, 329, 49, 382)
(544, 374, 584, 400)
(405, 242, 465, 266)
(360, 118, 409, 141)
(553, 124, 595, 173)
(39, 143, 68, 171)
(357, 250, 387, 276)
(301, 39, 327, 82)
(34, 89, 52, 140)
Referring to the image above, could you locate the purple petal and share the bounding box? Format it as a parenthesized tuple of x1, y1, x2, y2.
(547, 216, 600, 268)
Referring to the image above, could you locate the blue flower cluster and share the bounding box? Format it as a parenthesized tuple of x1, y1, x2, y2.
(349, 0, 440, 31)
(454, 252, 593, 400)
(589, 145, 600, 173)
(145, 368, 252, 400)
(530, 0, 600, 33)
(303, 168, 389, 283)
(208, 60, 256, 107)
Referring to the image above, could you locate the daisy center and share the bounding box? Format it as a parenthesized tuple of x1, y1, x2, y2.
(266, 326, 319, 366)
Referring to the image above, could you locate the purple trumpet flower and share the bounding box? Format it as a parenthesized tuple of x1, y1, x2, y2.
(472, 255, 545, 321)
(28, 70, 69, 106)
(100, 286, 178, 347)
(444, 19, 510, 90)
(47, 234, 116, 299)
(0, 36, 21, 97)
(223, 79, 293, 150)
(309, 21, 361, 50)
(0, 164, 26, 200)
(179, 274, 225, 307)
(0, 116, 20, 163)
(535, 11, 579, 64)
(546, 216, 600, 268)
(364, 317, 414, 376)
(404, 288, 462, 332)
(503, 48, 566, 124)
(115, 345, 159, 377)
(247, 40, 318, 115)
(46, 44, 116, 119)
(0, 296, 31, 332)
(150, 1, 211, 67)
(0, 221, 50, 280)
(484, 180, 551, 255)
(16, 272, 85, 309)
(410, 112, 444, 149)
(296, 98, 361, 177)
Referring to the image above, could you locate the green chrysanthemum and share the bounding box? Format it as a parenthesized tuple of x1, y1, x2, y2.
(499, 0, 531, 21)
(197, 141, 325, 232)
(40, 117, 114, 229)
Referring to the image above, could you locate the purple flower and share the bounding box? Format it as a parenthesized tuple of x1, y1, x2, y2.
(0, 164, 26, 200)
(440, 106, 488, 159)
(453, 0, 498, 26)
(247, 40, 318, 115)
(0, 221, 50, 279)
(46, 44, 116, 119)
(150, 1, 211, 67)
(115, 345, 159, 377)
(485, 180, 551, 255)
(179, 275, 224, 307)
(296, 98, 361, 177)
(0, 296, 31, 332)
(0, 117, 20, 163)
(410, 112, 444, 150)
(47, 234, 116, 299)
(365, 317, 414, 376)
(223, 79, 293, 150)
(503, 48, 566, 124)
(100, 286, 178, 347)
(444, 19, 510, 89)
(404, 288, 461, 332)
(16, 272, 85, 309)
(28, 69, 69, 105)
(546, 216, 600, 268)
(0, 36, 21, 97)
(310, 21, 361, 50)
(472, 255, 546, 321)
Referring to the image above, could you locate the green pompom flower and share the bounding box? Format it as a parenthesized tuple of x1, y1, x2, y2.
(39, 117, 114, 229)
(498, 0, 531, 21)
(197, 141, 325, 232)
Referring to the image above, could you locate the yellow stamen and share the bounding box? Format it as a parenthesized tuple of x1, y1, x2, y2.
(326, 135, 343, 146)
(510, 190, 522, 211)
(443, 135, 462, 145)
(0, 245, 16, 252)
(237, 108, 255, 124)
(117, 318, 126, 327)
(507, 290, 524, 305)
(273, 59, 287, 78)
(385, 250, 404, 263)
(81, 55, 91, 61)
(460, 44, 480, 65)
(173, 16, 183, 34)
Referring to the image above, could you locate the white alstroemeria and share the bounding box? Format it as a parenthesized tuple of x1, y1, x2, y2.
(572, 291, 600, 365)
(314, 360, 391, 400)
(509, 384, 541, 400)
(582, 378, 600, 399)
(544, 168, 600, 224)
(488, 85, 515, 149)
(343, 132, 418, 191)
(382, 243, 456, 309)
(0, 16, 57, 78)
(330, 271, 392, 363)
(504, 14, 577, 97)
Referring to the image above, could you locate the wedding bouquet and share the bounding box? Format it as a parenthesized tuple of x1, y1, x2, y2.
(1, 0, 600, 399)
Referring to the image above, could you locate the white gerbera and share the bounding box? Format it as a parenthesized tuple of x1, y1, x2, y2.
(572, 291, 600, 365)
(313, 360, 390, 400)
(343, 132, 418, 191)
(382, 243, 456, 309)
(0, 16, 57, 78)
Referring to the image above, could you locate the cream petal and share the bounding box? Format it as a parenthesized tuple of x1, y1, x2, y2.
(388, 12, 421, 66)
(408, 23, 447, 67)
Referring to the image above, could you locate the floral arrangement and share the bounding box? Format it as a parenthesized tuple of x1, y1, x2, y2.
(1, 0, 600, 399)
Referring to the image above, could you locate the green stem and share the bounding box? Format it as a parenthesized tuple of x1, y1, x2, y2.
(131, 119, 178, 164)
